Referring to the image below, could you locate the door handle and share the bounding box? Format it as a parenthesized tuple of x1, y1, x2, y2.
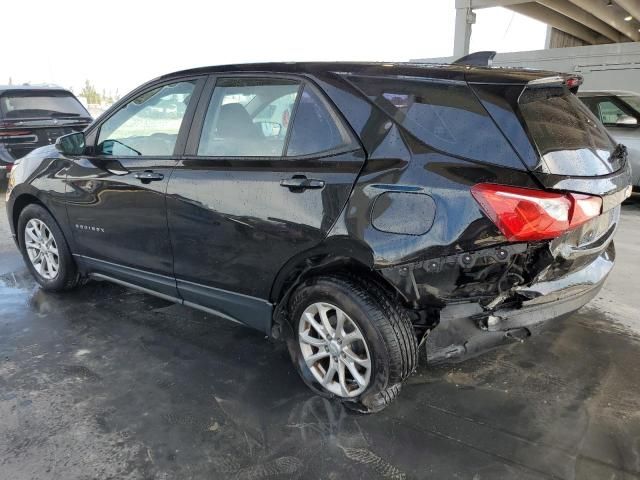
(134, 170, 164, 182)
(280, 176, 325, 191)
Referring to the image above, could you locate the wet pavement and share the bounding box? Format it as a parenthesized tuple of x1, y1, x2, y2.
(1, 188, 640, 480)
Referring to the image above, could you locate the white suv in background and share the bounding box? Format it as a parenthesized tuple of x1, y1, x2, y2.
(579, 91, 640, 191)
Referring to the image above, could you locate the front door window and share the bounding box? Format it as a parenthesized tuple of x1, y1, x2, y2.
(97, 81, 196, 156)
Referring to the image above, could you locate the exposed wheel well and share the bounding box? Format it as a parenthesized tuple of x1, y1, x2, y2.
(269, 251, 445, 343)
(11, 194, 47, 247)
(273, 256, 404, 306)
(269, 254, 416, 337)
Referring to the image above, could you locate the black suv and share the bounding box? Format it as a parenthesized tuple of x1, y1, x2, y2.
(0, 85, 91, 179)
(5, 63, 631, 412)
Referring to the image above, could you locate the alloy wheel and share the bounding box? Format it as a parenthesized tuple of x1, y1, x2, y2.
(298, 302, 372, 397)
(24, 218, 60, 280)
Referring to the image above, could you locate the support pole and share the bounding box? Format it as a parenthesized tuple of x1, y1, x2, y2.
(454, 3, 475, 57)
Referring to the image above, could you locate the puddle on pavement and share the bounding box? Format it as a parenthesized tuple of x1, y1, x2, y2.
(0, 269, 36, 318)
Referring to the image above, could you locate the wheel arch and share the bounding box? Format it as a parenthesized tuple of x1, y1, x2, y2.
(11, 193, 49, 246)
(269, 238, 413, 336)
(10, 190, 71, 252)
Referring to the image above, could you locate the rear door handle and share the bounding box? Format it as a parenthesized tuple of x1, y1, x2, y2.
(134, 170, 164, 182)
(280, 176, 325, 191)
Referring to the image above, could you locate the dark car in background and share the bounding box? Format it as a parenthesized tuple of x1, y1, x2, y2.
(0, 86, 91, 179)
(5, 63, 632, 412)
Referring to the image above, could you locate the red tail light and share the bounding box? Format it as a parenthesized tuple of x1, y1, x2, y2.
(565, 76, 582, 89)
(471, 183, 602, 241)
(571, 194, 602, 226)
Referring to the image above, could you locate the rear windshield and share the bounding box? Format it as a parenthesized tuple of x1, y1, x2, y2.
(344, 75, 521, 169)
(0, 91, 89, 119)
(518, 87, 619, 176)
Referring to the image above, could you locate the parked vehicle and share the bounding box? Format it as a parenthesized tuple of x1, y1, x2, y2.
(5, 63, 631, 412)
(578, 91, 640, 191)
(0, 86, 91, 180)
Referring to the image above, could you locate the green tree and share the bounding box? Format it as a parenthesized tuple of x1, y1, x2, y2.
(80, 80, 101, 104)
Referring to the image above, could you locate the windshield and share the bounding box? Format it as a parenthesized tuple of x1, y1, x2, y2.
(518, 86, 619, 176)
(620, 95, 640, 114)
(0, 91, 89, 119)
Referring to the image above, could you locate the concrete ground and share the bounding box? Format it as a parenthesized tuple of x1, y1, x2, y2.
(1, 185, 640, 480)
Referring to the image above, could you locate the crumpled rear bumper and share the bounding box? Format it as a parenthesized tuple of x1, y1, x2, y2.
(488, 242, 614, 330)
(425, 242, 615, 364)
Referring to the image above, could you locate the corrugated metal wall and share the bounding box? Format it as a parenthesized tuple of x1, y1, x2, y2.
(414, 42, 640, 93)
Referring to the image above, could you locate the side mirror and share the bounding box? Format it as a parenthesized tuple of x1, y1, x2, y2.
(55, 132, 85, 155)
(99, 139, 141, 156)
(616, 115, 638, 127)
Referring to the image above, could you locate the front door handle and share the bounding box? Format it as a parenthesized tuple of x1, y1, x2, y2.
(280, 176, 325, 191)
(134, 170, 164, 182)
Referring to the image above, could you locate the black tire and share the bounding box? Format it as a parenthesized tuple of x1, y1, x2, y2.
(17, 204, 80, 291)
(286, 274, 418, 413)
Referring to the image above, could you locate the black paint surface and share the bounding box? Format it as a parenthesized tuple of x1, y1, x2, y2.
(1, 190, 640, 479)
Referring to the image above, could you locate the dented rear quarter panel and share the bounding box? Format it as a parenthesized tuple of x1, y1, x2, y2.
(318, 69, 631, 316)
(326, 126, 538, 268)
(317, 71, 536, 268)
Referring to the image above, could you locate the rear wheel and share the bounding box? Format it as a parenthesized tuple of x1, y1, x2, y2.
(287, 275, 418, 413)
(18, 204, 80, 291)
(298, 301, 372, 398)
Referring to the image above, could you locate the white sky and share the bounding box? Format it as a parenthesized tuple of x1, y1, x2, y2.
(0, 0, 547, 97)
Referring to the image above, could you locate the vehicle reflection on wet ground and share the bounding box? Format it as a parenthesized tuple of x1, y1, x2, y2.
(1, 192, 640, 479)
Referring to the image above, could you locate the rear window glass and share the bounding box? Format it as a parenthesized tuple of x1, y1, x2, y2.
(344, 75, 519, 167)
(0, 91, 89, 119)
(519, 87, 617, 176)
(197, 78, 300, 157)
(286, 86, 352, 156)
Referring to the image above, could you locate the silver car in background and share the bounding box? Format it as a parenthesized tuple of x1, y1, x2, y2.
(578, 91, 640, 190)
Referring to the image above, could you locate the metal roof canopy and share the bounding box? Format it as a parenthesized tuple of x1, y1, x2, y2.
(454, 0, 640, 56)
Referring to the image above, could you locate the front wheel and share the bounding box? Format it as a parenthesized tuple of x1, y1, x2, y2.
(287, 275, 418, 413)
(17, 204, 80, 291)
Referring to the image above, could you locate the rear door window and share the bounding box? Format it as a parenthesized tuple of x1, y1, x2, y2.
(197, 78, 300, 157)
(286, 86, 353, 156)
(344, 75, 519, 167)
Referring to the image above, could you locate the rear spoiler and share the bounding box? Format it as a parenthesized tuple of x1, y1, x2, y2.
(452, 51, 497, 67)
(526, 75, 583, 93)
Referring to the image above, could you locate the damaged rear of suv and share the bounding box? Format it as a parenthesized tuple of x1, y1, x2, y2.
(7, 62, 631, 413)
(336, 69, 631, 372)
